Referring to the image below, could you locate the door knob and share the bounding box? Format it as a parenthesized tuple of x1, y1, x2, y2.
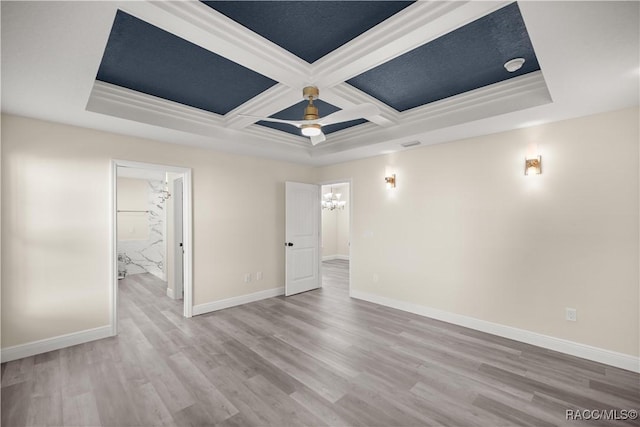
(285, 242, 294, 247)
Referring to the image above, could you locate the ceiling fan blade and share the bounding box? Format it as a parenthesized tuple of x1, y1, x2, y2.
(319, 103, 380, 126)
(310, 132, 326, 146)
(238, 114, 305, 128)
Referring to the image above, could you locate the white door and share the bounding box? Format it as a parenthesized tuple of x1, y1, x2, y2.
(173, 178, 184, 299)
(285, 182, 321, 296)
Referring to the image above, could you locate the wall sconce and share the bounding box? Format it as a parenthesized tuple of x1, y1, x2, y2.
(385, 174, 396, 189)
(525, 156, 542, 175)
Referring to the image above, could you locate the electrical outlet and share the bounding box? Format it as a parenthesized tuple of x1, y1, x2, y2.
(244, 273, 251, 283)
(256, 272, 263, 281)
(372, 273, 379, 283)
(566, 307, 577, 321)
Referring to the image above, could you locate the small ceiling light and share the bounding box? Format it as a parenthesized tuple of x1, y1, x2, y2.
(385, 174, 396, 189)
(525, 156, 541, 175)
(301, 124, 322, 137)
(504, 57, 525, 73)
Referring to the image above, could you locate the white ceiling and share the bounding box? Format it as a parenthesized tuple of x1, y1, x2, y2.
(1, 1, 638, 166)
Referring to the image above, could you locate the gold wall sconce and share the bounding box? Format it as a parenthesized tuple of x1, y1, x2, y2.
(524, 156, 542, 175)
(385, 174, 396, 189)
(525, 156, 541, 175)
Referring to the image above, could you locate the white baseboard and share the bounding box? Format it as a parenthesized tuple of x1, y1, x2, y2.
(166, 287, 175, 299)
(322, 255, 350, 261)
(350, 290, 639, 373)
(193, 287, 284, 316)
(1, 325, 113, 363)
(148, 268, 165, 281)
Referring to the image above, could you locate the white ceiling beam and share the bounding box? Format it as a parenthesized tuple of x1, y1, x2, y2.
(119, 1, 311, 87)
(312, 1, 509, 87)
(204, 0, 508, 129)
(87, 81, 310, 151)
(224, 84, 302, 129)
(224, 1, 509, 131)
(313, 72, 551, 156)
(320, 84, 400, 127)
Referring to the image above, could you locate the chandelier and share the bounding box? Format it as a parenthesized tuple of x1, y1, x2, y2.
(322, 188, 346, 210)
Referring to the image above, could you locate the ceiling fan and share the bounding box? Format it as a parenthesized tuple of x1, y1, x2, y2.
(241, 86, 380, 145)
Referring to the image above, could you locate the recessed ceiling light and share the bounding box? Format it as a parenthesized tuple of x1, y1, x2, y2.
(504, 57, 525, 72)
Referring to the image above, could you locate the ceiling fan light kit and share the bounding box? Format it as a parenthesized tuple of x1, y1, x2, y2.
(301, 124, 322, 136)
(239, 85, 380, 146)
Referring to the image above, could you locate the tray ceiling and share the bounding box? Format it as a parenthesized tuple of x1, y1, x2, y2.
(92, 1, 545, 143)
(2, 1, 638, 165)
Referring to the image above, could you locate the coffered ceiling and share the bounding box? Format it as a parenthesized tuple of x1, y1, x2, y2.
(1, 1, 638, 166)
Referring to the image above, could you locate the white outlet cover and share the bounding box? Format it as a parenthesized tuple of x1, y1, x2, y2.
(566, 307, 577, 321)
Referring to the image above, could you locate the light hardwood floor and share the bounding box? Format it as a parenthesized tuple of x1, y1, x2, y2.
(2, 260, 639, 426)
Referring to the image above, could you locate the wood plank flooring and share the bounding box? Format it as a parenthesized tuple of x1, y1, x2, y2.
(2, 260, 639, 426)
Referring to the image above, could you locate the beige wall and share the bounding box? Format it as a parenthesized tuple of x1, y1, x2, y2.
(1, 114, 313, 347)
(116, 178, 150, 241)
(2, 107, 638, 358)
(336, 185, 350, 257)
(317, 107, 639, 357)
(321, 205, 338, 257)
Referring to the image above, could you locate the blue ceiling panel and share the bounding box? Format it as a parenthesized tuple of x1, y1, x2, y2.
(202, 1, 415, 63)
(97, 10, 276, 115)
(347, 2, 541, 112)
(257, 99, 367, 136)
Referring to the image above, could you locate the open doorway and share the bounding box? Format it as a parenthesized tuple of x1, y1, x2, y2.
(320, 182, 351, 296)
(110, 160, 193, 336)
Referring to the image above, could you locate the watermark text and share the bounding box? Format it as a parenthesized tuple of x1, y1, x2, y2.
(566, 409, 638, 421)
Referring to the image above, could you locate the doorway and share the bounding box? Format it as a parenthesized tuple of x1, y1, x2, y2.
(320, 181, 351, 296)
(110, 160, 193, 336)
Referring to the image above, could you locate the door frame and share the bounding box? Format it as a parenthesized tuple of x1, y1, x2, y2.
(110, 159, 194, 337)
(319, 178, 353, 296)
(172, 177, 184, 301)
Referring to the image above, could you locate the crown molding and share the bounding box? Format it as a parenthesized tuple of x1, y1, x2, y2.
(313, 1, 509, 87)
(87, 81, 310, 152)
(90, 1, 548, 161)
(225, 84, 301, 129)
(243, 123, 310, 149)
(314, 71, 551, 156)
(401, 71, 549, 122)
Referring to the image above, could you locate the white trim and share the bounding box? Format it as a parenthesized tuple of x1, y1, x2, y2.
(350, 290, 640, 373)
(313, 72, 550, 156)
(181, 169, 194, 318)
(121, 1, 309, 85)
(1, 326, 112, 363)
(322, 255, 350, 261)
(313, 1, 508, 86)
(319, 179, 353, 296)
(109, 161, 118, 336)
(112, 160, 194, 332)
(193, 287, 284, 316)
(88, 82, 309, 152)
(166, 287, 175, 299)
